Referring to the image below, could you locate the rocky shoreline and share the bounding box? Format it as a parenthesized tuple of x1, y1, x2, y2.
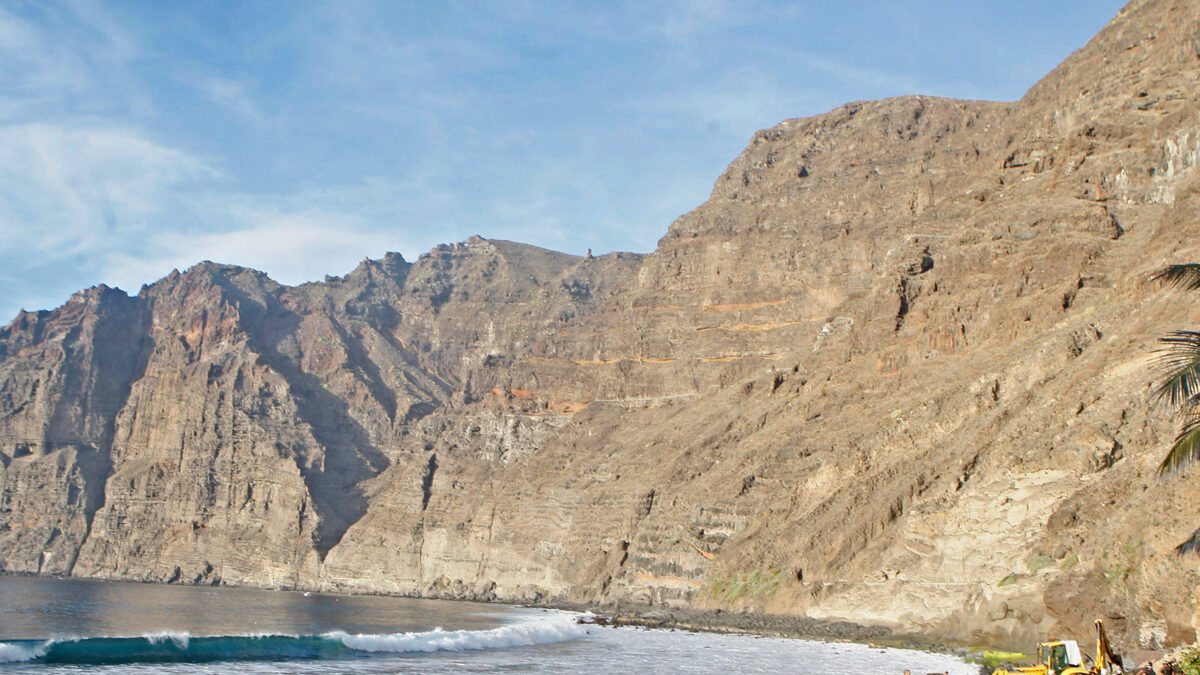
(564, 602, 891, 642)
(551, 600, 998, 665)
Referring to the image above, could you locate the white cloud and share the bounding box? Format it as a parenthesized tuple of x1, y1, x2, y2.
(197, 76, 264, 122)
(0, 5, 38, 51)
(0, 124, 217, 255)
(0, 2, 148, 121)
(60, 0, 140, 64)
(0, 6, 87, 117)
(0, 122, 422, 316)
(103, 212, 413, 292)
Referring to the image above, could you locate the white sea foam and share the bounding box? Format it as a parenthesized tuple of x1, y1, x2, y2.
(0, 639, 51, 663)
(145, 631, 191, 649)
(332, 614, 591, 654)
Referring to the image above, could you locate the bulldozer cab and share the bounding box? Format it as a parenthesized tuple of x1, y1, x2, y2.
(1037, 640, 1085, 674)
(992, 620, 1122, 675)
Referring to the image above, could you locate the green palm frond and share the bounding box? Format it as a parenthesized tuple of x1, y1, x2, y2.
(1178, 527, 1200, 555)
(1152, 264, 1200, 291)
(1159, 414, 1200, 475)
(1153, 331, 1200, 404)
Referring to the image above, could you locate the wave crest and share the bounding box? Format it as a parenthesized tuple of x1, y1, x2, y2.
(0, 640, 51, 663)
(334, 615, 590, 653)
(0, 615, 590, 665)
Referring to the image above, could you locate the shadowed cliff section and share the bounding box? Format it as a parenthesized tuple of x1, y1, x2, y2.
(200, 266, 392, 559)
(4, 0, 1200, 652)
(0, 286, 150, 575)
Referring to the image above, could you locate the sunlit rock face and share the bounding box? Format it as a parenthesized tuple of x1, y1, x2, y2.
(3, 0, 1200, 651)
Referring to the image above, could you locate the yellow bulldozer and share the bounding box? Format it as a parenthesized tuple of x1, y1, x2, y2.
(993, 620, 1124, 675)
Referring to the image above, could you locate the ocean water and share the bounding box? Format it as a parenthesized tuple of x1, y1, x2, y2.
(0, 576, 975, 673)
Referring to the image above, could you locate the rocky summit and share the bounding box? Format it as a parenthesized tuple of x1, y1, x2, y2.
(3, 0, 1200, 652)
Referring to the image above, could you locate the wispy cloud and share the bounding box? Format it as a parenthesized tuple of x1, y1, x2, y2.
(0, 123, 217, 254)
(0, 4, 88, 118)
(0, 122, 415, 316)
(197, 76, 264, 122)
(103, 211, 412, 292)
(0, 1, 148, 121)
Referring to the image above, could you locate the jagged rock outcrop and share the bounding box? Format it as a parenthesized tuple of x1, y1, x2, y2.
(3, 0, 1200, 651)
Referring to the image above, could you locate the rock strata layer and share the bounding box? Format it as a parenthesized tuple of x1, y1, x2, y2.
(4, 0, 1200, 651)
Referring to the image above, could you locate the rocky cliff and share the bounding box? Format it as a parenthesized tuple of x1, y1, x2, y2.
(3, 0, 1200, 652)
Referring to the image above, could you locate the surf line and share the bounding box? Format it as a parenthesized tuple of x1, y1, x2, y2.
(0, 616, 592, 665)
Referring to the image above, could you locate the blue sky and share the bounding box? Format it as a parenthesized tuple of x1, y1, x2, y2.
(0, 1, 1126, 321)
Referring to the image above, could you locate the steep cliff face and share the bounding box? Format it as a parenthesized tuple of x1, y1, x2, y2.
(0, 286, 147, 575)
(3, 0, 1200, 651)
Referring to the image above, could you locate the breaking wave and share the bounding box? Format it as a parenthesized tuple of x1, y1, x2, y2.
(0, 616, 591, 665)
